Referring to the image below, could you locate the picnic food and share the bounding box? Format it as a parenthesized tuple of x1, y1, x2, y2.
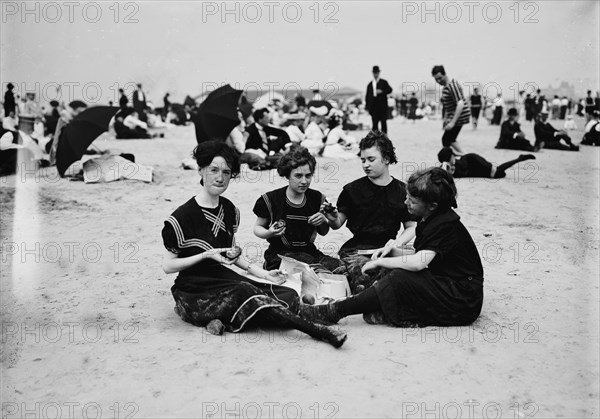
(273, 219, 287, 229)
(222, 245, 242, 260)
(322, 202, 337, 214)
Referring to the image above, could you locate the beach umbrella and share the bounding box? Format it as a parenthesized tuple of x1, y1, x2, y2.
(192, 84, 243, 144)
(56, 106, 119, 177)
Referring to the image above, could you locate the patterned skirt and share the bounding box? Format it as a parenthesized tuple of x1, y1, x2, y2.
(171, 266, 300, 333)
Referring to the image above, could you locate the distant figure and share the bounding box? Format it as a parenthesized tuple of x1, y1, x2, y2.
(283, 113, 307, 144)
(322, 109, 358, 160)
(534, 112, 579, 151)
(408, 92, 419, 123)
(491, 93, 504, 125)
(366, 65, 393, 133)
(470, 87, 482, 129)
(132, 83, 147, 122)
(2, 111, 18, 131)
(585, 90, 596, 120)
(525, 93, 535, 122)
(438, 147, 535, 179)
(114, 110, 151, 139)
(4, 83, 16, 117)
(163, 93, 171, 119)
(119, 89, 128, 110)
(533, 89, 545, 120)
(559, 96, 569, 120)
(550, 95, 561, 120)
(563, 115, 577, 131)
(311, 89, 322, 101)
(399, 94, 408, 118)
(240, 108, 291, 170)
(581, 110, 600, 146)
(431, 65, 470, 154)
(495, 108, 535, 151)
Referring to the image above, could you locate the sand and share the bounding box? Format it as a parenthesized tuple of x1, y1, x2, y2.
(1, 115, 599, 418)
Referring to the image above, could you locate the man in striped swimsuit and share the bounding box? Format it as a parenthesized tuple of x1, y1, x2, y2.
(432, 65, 471, 155)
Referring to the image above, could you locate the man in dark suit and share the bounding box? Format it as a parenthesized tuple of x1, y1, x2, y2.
(240, 108, 291, 170)
(495, 108, 535, 151)
(365, 65, 392, 133)
(534, 111, 579, 151)
(132, 83, 147, 122)
(118, 88, 128, 110)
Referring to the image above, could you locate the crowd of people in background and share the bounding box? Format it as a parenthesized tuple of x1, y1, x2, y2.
(2, 73, 600, 176)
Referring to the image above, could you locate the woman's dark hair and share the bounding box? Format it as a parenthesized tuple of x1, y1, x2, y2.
(407, 167, 457, 211)
(431, 65, 446, 75)
(359, 130, 397, 165)
(192, 141, 240, 178)
(277, 146, 316, 178)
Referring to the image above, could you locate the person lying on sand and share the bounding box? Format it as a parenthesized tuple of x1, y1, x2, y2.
(437, 147, 535, 179)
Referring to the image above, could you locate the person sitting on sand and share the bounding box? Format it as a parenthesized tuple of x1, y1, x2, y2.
(253, 146, 343, 272)
(282, 112, 307, 144)
(161, 141, 346, 348)
(437, 147, 536, 179)
(533, 111, 579, 151)
(115, 110, 163, 139)
(301, 106, 329, 155)
(300, 167, 484, 328)
(321, 109, 359, 160)
(495, 108, 535, 151)
(581, 110, 600, 146)
(322, 131, 417, 292)
(240, 108, 291, 170)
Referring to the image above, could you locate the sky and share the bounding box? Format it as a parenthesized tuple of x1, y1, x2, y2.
(1, 0, 599, 106)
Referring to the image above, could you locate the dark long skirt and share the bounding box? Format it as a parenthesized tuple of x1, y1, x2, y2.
(171, 268, 300, 333)
(374, 269, 483, 327)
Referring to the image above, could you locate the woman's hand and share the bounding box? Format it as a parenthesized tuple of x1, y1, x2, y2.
(268, 222, 286, 237)
(204, 248, 239, 265)
(264, 269, 287, 285)
(308, 212, 328, 226)
(361, 259, 380, 274)
(319, 202, 339, 222)
(371, 239, 396, 260)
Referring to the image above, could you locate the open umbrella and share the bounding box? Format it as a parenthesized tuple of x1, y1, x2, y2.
(192, 84, 243, 144)
(56, 106, 119, 176)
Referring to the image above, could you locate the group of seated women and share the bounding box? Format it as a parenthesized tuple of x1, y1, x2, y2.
(161, 131, 485, 348)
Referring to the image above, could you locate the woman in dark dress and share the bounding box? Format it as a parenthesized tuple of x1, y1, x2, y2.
(323, 131, 417, 293)
(253, 147, 342, 272)
(162, 141, 346, 347)
(300, 167, 484, 327)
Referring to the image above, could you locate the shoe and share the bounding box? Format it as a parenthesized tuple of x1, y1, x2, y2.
(206, 319, 225, 336)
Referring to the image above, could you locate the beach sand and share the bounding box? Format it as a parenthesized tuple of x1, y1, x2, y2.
(1, 115, 599, 418)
